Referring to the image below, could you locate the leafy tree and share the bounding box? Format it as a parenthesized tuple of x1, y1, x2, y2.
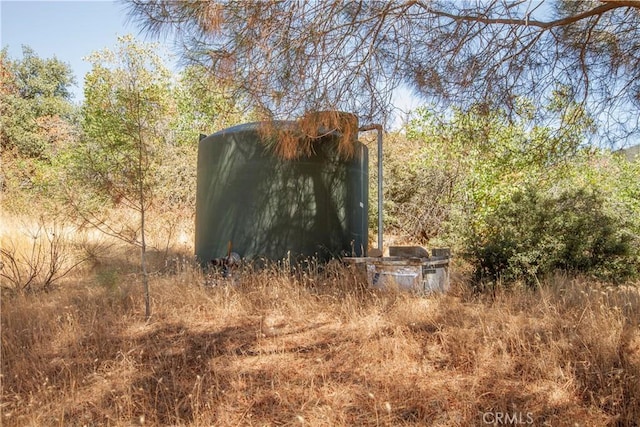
(153, 63, 249, 216)
(402, 102, 593, 240)
(369, 131, 458, 243)
(0, 46, 76, 159)
(72, 35, 172, 318)
(398, 104, 640, 285)
(125, 0, 640, 144)
(171, 63, 248, 146)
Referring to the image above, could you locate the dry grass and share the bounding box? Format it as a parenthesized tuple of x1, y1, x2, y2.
(2, 238, 640, 427)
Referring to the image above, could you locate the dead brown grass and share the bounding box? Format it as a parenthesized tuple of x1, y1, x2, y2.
(2, 249, 640, 427)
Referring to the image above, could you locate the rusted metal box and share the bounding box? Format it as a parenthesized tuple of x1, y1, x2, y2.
(346, 248, 451, 293)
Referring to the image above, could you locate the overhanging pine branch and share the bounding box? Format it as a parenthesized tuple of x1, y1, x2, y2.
(419, 1, 640, 30)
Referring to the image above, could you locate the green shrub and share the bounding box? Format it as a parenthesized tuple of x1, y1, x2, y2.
(465, 185, 639, 286)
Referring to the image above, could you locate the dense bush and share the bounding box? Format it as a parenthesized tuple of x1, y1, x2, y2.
(465, 185, 639, 286)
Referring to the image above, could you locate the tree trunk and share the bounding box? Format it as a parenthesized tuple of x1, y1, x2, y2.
(138, 123, 151, 320)
(141, 212, 150, 319)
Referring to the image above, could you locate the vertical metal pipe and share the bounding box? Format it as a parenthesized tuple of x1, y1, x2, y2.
(377, 127, 383, 252)
(358, 124, 384, 252)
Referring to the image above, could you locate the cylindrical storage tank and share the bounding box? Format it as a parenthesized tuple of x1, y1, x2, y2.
(195, 120, 368, 263)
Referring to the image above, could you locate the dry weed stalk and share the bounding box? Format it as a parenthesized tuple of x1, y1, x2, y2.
(0, 218, 87, 293)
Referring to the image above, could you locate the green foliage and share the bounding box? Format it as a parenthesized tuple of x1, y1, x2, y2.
(0, 46, 76, 159)
(155, 64, 249, 214)
(393, 102, 640, 285)
(466, 185, 638, 286)
(1, 38, 249, 239)
(73, 35, 172, 213)
(171, 64, 247, 146)
(394, 103, 589, 245)
(371, 132, 456, 243)
(71, 34, 175, 319)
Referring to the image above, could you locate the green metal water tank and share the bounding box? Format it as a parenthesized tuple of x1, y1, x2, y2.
(195, 121, 369, 263)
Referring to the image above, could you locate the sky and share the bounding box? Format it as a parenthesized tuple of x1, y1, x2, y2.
(0, 0, 162, 103)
